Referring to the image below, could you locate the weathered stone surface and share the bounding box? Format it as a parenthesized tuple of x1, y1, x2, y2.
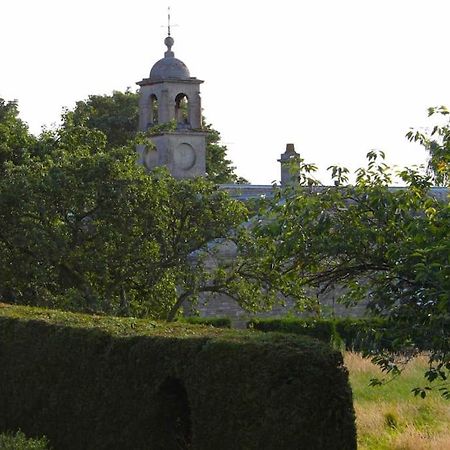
(136, 35, 206, 179)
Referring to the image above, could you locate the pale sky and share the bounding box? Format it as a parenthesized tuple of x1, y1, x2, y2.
(2, 0, 450, 184)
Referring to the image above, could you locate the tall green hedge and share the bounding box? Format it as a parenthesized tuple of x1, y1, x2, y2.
(0, 304, 356, 450)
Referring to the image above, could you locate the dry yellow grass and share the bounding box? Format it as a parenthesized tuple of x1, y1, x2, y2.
(344, 352, 450, 450)
(391, 427, 450, 450)
(344, 351, 430, 375)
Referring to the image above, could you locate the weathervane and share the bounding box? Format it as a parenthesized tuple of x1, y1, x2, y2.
(163, 6, 178, 36)
(167, 6, 172, 35)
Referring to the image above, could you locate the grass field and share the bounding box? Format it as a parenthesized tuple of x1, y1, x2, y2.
(345, 352, 450, 450)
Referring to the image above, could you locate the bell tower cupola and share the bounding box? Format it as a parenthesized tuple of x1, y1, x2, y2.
(136, 28, 206, 178)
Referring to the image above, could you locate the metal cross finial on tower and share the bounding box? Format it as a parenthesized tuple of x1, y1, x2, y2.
(162, 6, 178, 55)
(167, 6, 172, 36)
(162, 6, 178, 37)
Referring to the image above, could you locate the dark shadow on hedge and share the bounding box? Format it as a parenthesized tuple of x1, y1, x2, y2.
(153, 377, 192, 449)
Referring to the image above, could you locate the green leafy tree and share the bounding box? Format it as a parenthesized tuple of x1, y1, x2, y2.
(71, 90, 246, 183)
(165, 222, 284, 321)
(71, 90, 139, 148)
(0, 110, 253, 319)
(406, 105, 450, 187)
(0, 98, 36, 172)
(253, 150, 449, 396)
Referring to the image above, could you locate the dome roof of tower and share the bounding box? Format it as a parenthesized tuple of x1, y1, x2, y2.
(150, 56, 191, 81)
(149, 35, 191, 81)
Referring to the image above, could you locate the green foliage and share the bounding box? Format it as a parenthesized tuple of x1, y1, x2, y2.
(249, 317, 338, 344)
(0, 304, 356, 450)
(248, 317, 402, 352)
(0, 98, 285, 320)
(177, 316, 232, 328)
(1, 97, 448, 397)
(253, 145, 449, 395)
(334, 317, 395, 351)
(0, 431, 49, 450)
(71, 90, 139, 148)
(146, 118, 177, 135)
(0, 111, 250, 319)
(0, 99, 36, 173)
(406, 105, 450, 186)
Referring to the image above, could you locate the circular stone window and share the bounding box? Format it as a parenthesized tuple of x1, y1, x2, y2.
(174, 143, 196, 170)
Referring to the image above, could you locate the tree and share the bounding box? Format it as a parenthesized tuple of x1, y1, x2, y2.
(406, 106, 450, 187)
(0, 98, 36, 173)
(0, 106, 256, 319)
(71, 90, 139, 148)
(252, 149, 449, 396)
(1, 99, 276, 321)
(71, 90, 246, 183)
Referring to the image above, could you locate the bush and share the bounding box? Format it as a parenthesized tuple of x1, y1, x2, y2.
(176, 316, 231, 328)
(0, 431, 49, 450)
(0, 304, 356, 450)
(334, 317, 393, 351)
(248, 317, 337, 343)
(248, 317, 394, 351)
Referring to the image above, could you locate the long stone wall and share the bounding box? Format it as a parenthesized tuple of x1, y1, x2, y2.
(192, 185, 448, 324)
(194, 291, 368, 327)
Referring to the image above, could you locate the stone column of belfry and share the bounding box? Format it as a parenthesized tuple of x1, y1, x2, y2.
(189, 93, 202, 129)
(160, 89, 170, 123)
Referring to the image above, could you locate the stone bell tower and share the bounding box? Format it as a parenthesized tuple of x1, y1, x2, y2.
(136, 32, 206, 178)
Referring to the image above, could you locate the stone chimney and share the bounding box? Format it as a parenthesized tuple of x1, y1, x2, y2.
(278, 143, 300, 187)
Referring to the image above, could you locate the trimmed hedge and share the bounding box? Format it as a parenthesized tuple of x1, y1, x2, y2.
(334, 317, 395, 351)
(176, 316, 232, 328)
(248, 317, 395, 351)
(248, 317, 337, 343)
(0, 304, 356, 450)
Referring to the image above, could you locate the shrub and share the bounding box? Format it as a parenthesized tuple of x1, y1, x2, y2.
(248, 317, 338, 344)
(334, 317, 393, 351)
(248, 317, 395, 351)
(0, 431, 49, 450)
(176, 316, 231, 328)
(0, 304, 356, 450)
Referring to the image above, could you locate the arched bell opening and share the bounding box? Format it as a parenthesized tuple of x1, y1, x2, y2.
(148, 94, 159, 128)
(153, 377, 192, 449)
(175, 93, 190, 128)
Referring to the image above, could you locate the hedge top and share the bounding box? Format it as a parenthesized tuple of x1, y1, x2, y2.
(0, 303, 336, 356)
